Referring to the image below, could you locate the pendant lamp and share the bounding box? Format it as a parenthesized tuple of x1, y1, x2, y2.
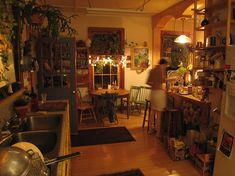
(174, 18, 191, 44)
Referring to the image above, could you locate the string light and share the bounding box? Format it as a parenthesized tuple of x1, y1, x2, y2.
(88, 55, 127, 67)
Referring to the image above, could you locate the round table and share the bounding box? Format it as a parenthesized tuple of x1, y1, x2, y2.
(90, 89, 130, 118)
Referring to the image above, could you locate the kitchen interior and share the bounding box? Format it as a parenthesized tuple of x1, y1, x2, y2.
(0, 0, 235, 175)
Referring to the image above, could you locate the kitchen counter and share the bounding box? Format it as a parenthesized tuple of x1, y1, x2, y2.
(28, 100, 71, 176)
(167, 92, 211, 130)
(167, 92, 211, 105)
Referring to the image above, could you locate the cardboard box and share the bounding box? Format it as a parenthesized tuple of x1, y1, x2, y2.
(169, 146, 186, 161)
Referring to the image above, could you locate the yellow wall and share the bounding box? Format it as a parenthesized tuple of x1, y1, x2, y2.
(67, 13, 153, 90)
(64, 11, 196, 89)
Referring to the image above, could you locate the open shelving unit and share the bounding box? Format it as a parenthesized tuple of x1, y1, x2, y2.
(192, 0, 235, 88)
(76, 47, 90, 87)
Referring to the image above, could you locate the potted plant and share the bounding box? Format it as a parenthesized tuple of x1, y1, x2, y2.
(14, 95, 31, 119)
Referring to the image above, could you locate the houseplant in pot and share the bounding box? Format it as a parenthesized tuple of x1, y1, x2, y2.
(13, 95, 31, 119)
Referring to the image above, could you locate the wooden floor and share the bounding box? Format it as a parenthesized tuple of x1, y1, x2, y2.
(71, 112, 200, 176)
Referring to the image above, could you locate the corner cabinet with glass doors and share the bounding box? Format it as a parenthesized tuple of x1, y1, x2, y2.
(37, 37, 78, 133)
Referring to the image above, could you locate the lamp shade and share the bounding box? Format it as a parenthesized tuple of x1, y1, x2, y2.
(174, 34, 191, 44)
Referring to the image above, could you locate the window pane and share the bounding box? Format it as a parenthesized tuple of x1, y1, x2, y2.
(43, 76, 52, 88)
(94, 64, 103, 74)
(53, 59, 61, 72)
(94, 76, 102, 89)
(62, 60, 71, 73)
(53, 76, 61, 87)
(62, 74, 70, 88)
(111, 65, 117, 74)
(103, 75, 110, 88)
(103, 64, 110, 74)
(111, 75, 118, 85)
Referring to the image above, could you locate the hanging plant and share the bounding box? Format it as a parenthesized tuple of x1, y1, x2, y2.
(0, 0, 17, 45)
(20, 1, 77, 38)
(0, 0, 77, 40)
(0, 0, 77, 82)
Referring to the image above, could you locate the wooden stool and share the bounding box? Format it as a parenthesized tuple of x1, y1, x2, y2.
(195, 154, 214, 176)
(142, 99, 151, 129)
(161, 108, 183, 138)
(147, 106, 165, 137)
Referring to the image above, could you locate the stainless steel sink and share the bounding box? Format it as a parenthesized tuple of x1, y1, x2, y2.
(0, 114, 63, 176)
(22, 114, 62, 131)
(0, 131, 58, 157)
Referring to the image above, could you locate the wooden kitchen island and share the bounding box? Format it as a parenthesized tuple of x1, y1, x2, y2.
(167, 92, 211, 131)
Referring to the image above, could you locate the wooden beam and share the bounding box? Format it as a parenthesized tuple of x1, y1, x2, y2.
(152, 0, 194, 28)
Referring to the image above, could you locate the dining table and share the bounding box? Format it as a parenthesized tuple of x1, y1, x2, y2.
(90, 88, 130, 119)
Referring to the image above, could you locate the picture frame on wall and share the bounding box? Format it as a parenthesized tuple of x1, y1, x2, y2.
(131, 47, 149, 70)
(125, 47, 131, 68)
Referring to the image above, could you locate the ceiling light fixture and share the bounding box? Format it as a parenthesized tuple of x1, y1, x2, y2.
(174, 18, 191, 44)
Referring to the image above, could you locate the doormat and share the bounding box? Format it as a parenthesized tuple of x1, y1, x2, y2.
(99, 169, 144, 176)
(71, 127, 135, 147)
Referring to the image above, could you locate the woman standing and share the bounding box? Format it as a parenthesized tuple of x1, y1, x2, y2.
(146, 58, 175, 136)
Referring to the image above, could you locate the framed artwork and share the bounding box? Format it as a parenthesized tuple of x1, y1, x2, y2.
(219, 130, 234, 158)
(131, 47, 149, 70)
(88, 27, 125, 55)
(161, 30, 191, 69)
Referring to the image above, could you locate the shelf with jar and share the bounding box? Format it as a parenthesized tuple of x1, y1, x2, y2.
(193, 46, 225, 71)
(76, 46, 90, 87)
(203, 0, 235, 45)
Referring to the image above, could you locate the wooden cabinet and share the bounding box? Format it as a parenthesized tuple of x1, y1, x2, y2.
(76, 47, 89, 87)
(37, 37, 78, 133)
(38, 38, 75, 90)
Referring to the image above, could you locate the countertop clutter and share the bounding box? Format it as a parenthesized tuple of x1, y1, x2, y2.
(0, 100, 71, 176)
(168, 85, 210, 103)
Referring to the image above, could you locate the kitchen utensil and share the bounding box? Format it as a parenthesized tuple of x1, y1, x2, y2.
(0, 147, 49, 176)
(0, 146, 80, 176)
(12, 142, 44, 161)
(201, 18, 209, 27)
(44, 152, 80, 165)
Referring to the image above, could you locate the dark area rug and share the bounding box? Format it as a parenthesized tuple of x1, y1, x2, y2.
(99, 169, 144, 176)
(71, 127, 135, 147)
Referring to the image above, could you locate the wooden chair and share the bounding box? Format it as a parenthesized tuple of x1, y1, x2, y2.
(136, 86, 151, 113)
(121, 85, 140, 114)
(77, 88, 97, 123)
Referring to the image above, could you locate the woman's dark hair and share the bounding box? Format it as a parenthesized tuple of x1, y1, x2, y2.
(159, 58, 168, 65)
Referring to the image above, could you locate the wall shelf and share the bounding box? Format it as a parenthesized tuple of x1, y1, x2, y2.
(206, 2, 228, 12)
(205, 20, 227, 29)
(203, 68, 225, 72)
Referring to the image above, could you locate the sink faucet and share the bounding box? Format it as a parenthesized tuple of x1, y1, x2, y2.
(2, 120, 10, 131)
(1, 113, 21, 132)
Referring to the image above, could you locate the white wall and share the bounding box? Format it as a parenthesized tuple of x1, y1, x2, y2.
(66, 13, 153, 90)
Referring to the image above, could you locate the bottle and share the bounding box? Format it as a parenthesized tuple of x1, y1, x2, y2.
(30, 87, 38, 112)
(209, 74, 215, 87)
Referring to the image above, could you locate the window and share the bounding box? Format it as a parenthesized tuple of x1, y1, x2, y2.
(94, 63, 119, 89)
